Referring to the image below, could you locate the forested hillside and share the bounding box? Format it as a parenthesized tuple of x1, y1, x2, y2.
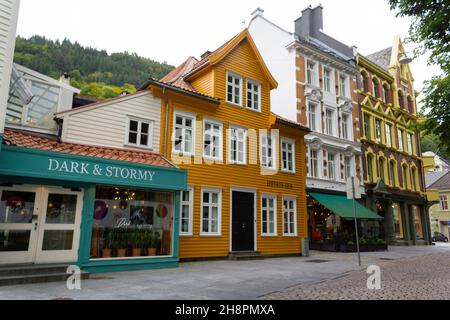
(14, 35, 174, 99)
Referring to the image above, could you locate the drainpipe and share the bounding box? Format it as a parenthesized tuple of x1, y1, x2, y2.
(163, 87, 169, 158)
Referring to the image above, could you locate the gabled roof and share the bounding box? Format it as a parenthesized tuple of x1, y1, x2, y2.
(366, 47, 393, 71)
(183, 29, 278, 90)
(161, 56, 199, 91)
(2, 128, 175, 168)
(427, 171, 450, 190)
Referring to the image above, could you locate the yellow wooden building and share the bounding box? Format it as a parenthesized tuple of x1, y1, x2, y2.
(141, 29, 310, 259)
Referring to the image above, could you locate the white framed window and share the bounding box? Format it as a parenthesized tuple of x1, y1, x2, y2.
(323, 67, 332, 93)
(173, 110, 196, 155)
(439, 195, 449, 211)
(226, 72, 242, 106)
(247, 79, 261, 112)
(325, 108, 335, 136)
(328, 153, 336, 181)
(200, 188, 221, 236)
(407, 133, 414, 155)
(126, 117, 153, 149)
(228, 126, 247, 164)
(375, 119, 382, 144)
(398, 128, 404, 151)
(203, 119, 223, 160)
(385, 123, 392, 147)
(282, 197, 297, 236)
(281, 138, 295, 173)
(308, 102, 319, 131)
(306, 60, 317, 86)
(342, 113, 350, 140)
(309, 149, 319, 178)
(260, 132, 276, 170)
(180, 187, 194, 236)
(339, 74, 347, 97)
(261, 194, 277, 236)
(344, 156, 352, 180)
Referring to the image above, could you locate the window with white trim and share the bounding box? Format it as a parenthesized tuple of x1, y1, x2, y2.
(247, 80, 261, 111)
(226, 72, 242, 105)
(328, 153, 336, 180)
(324, 67, 332, 93)
(261, 195, 277, 236)
(398, 128, 404, 151)
(342, 114, 350, 140)
(127, 118, 153, 148)
(260, 132, 276, 169)
(385, 123, 392, 147)
(407, 133, 414, 155)
(325, 108, 335, 136)
(283, 197, 297, 236)
(308, 102, 318, 132)
(344, 156, 352, 180)
(203, 120, 222, 160)
(309, 149, 319, 178)
(307, 61, 317, 86)
(339, 75, 347, 97)
(375, 119, 382, 144)
(180, 187, 193, 235)
(281, 139, 295, 173)
(439, 195, 449, 211)
(201, 189, 221, 235)
(229, 126, 246, 164)
(173, 111, 195, 154)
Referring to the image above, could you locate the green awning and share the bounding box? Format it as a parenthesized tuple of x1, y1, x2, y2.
(309, 192, 383, 220)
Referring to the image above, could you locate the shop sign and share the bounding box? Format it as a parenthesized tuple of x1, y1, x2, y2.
(47, 159, 156, 182)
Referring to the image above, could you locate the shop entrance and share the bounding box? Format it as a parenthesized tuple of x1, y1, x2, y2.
(0, 185, 83, 265)
(231, 191, 255, 252)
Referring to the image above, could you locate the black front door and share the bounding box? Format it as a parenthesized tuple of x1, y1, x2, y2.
(232, 191, 255, 252)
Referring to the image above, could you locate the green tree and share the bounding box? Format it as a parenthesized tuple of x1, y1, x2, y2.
(387, 0, 450, 156)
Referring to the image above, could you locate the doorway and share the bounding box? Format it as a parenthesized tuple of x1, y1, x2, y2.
(0, 185, 83, 265)
(231, 191, 255, 252)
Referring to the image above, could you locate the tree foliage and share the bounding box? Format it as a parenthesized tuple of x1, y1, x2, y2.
(387, 0, 450, 156)
(14, 35, 174, 99)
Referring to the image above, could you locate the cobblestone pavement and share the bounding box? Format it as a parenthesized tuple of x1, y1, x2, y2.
(264, 250, 450, 300)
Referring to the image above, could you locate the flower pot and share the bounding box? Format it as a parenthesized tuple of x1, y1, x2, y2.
(147, 248, 157, 256)
(102, 248, 112, 258)
(132, 248, 141, 257)
(116, 248, 127, 257)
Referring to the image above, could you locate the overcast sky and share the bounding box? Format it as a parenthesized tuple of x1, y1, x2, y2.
(16, 0, 441, 102)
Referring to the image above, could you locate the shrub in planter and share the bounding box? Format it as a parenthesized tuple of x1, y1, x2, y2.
(131, 229, 143, 257)
(102, 229, 113, 258)
(115, 229, 128, 257)
(376, 238, 388, 251)
(340, 241, 356, 252)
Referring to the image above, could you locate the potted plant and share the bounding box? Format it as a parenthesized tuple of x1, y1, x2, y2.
(146, 230, 158, 256)
(359, 237, 369, 252)
(376, 238, 388, 251)
(131, 228, 142, 257)
(102, 229, 113, 258)
(340, 240, 356, 252)
(116, 229, 128, 258)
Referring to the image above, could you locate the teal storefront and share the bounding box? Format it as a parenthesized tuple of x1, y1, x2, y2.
(0, 144, 187, 273)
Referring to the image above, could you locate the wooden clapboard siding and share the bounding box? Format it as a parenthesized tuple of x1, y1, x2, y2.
(62, 92, 161, 153)
(191, 70, 214, 97)
(158, 34, 308, 259)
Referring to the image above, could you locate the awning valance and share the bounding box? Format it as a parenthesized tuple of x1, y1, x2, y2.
(309, 192, 383, 220)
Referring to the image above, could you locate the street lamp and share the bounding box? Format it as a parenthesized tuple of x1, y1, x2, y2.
(399, 54, 413, 64)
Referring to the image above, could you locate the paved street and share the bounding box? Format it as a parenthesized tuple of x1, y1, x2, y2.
(0, 245, 449, 300)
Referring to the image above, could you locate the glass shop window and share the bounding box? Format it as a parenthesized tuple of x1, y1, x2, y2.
(90, 186, 173, 259)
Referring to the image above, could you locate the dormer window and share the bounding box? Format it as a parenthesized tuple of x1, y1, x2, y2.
(383, 85, 390, 103)
(398, 91, 404, 109)
(127, 117, 153, 149)
(226, 72, 242, 106)
(247, 79, 261, 111)
(307, 61, 317, 86)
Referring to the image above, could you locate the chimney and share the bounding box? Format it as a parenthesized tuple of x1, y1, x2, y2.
(201, 51, 212, 59)
(295, 4, 323, 39)
(59, 72, 70, 85)
(251, 7, 264, 19)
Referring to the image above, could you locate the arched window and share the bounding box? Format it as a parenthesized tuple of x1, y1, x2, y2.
(398, 91, 404, 109)
(372, 78, 379, 99)
(402, 164, 409, 189)
(389, 160, 397, 187)
(407, 96, 414, 114)
(361, 72, 368, 92)
(367, 154, 375, 183)
(411, 167, 418, 192)
(383, 84, 390, 104)
(378, 157, 386, 182)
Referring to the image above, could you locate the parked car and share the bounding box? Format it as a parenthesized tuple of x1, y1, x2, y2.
(432, 232, 448, 243)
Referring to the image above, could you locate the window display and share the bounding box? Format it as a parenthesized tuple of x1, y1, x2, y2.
(90, 186, 173, 259)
